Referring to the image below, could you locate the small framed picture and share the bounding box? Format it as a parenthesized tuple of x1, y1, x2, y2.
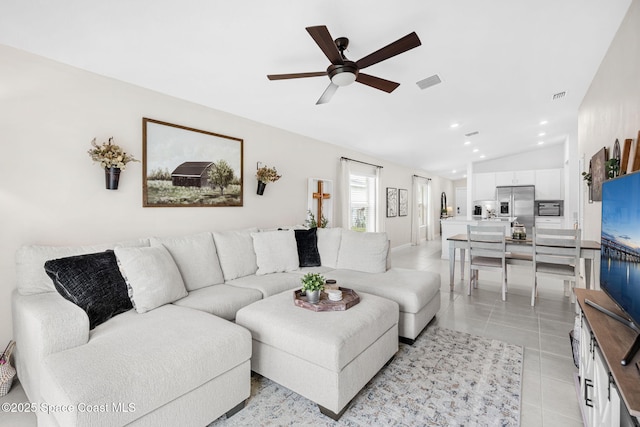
(398, 188, 408, 216)
(386, 187, 398, 217)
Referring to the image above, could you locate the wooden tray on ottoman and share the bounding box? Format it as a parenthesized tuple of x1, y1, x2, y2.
(293, 287, 360, 312)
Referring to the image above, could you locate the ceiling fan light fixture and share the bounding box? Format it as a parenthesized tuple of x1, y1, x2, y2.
(327, 62, 358, 87)
(331, 71, 357, 86)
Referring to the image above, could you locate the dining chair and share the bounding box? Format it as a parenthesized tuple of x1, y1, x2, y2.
(531, 227, 581, 306)
(466, 225, 507, 301)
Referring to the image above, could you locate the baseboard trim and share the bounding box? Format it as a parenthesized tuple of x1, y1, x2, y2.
(391, 243, 412, 252)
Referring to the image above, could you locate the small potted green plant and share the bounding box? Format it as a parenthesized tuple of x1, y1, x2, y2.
(300, 272, 325, 304)
(304, 210, 329, 228)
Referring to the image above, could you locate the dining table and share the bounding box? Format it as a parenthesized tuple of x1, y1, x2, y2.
(446, 233, 602, 291)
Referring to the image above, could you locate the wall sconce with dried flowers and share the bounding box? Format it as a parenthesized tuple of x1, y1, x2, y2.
(88, 137, 139, 190)
(255, 162, 281, 195)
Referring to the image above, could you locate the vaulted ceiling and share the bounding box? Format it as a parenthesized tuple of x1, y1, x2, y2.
(0, 1, 631, 179)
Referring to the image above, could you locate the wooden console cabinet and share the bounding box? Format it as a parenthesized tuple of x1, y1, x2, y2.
(576, 289, 640, 426)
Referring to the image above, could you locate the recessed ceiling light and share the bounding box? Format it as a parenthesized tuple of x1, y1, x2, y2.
(540, 120, 548, 125)
(538, 141, 545, 145)
(452, 169, 457, 173)
(464, 140, 471, 145)
(480, 155, 486, 159)
(463, 174, 467, 178)
(538, 132, 546, 137)
(450, 123, 459, 128)
(473, 148, 479, 153)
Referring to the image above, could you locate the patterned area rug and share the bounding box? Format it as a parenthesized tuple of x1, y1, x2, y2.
(210, 327, 523, 426)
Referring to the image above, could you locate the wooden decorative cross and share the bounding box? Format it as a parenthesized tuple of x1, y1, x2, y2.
(312, 180, 331, 225)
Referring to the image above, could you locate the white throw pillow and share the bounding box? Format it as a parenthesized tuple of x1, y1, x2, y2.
(336, 230, 389, 273)
(150, 232, 224, 291)
(114, 246, 188, 313)
(316, 227, 342, 268)
(251, 230, 300, 275)
(212, 228, 258, 280)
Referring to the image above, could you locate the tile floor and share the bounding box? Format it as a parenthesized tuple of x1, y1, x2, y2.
(393, 239, 583, 426)
(0, 239, 583, 426)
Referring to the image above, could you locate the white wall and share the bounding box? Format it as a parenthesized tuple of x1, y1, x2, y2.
(578, 0, 640, 240)
(473, 144, 565, 173)
(0, 45, 451, 344)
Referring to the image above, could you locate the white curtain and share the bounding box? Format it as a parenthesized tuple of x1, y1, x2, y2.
(375, 166, 384, 232)
(411, 175, 431, 244)
(426, 180, 435, 241)
(339, 158, 351, 229)
(411, 175, 421, 245)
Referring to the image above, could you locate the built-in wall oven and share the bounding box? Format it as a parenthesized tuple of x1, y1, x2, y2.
(536, 201, 563, 216)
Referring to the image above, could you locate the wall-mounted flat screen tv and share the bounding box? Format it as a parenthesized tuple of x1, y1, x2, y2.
(600, 170, 640, 328)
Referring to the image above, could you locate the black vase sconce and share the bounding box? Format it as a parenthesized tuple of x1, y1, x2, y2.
(105, 167, 121, 190)
(255, 161, 282, 196)
(88, 137, 139, 190)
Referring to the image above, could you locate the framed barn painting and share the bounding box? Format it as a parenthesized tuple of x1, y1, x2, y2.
(386, 187, 398, 217)
(142, 118, 243, 207)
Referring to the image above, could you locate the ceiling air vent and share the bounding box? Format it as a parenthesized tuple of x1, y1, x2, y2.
(552, 91, 567, 100)
(464, 131, 480, 137)
(416, 74, 442, 90)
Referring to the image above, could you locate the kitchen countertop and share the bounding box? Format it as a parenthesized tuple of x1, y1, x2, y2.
(448, 216, 518, 222)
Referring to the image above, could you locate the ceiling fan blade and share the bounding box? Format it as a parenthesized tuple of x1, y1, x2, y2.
(306, 26, 344, 65)
(316, 83, 338, 105)
(356, 73, 400, 93)
(267, 72, 326, 80)
(356, 32, 421, 70)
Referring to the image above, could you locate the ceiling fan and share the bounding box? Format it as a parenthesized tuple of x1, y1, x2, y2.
(267, 26, 421, 105)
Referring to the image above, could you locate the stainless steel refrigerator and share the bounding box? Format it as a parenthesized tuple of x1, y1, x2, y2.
(496, 185, 535, 234)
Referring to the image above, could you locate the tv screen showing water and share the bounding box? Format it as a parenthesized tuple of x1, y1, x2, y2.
(601, 171, 640, 326)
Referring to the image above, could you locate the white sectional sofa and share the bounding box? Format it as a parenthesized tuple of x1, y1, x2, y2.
(12, 227, 441, 426)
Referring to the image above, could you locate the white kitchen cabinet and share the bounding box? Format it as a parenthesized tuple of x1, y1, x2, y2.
(535, 168, 563, 199)
(472, 173, 496, 201)
(535, 217, 563, 229)
(495, 170, 535, 186)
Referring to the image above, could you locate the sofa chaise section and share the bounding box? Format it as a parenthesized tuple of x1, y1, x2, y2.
(39, 305, 251, 427)
(322, 268, 441, 342)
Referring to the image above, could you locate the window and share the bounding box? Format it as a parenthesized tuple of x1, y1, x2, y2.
(349, 173, 378, 232)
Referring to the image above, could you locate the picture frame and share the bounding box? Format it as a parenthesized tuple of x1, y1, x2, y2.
(590, 146, 607, 202)
(142, 118, 243, 207)
(398, 188, 408, 216)
(386, 187, 398, 217)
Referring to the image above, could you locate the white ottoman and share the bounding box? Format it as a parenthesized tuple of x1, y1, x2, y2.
(235, 290, 399, 420)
